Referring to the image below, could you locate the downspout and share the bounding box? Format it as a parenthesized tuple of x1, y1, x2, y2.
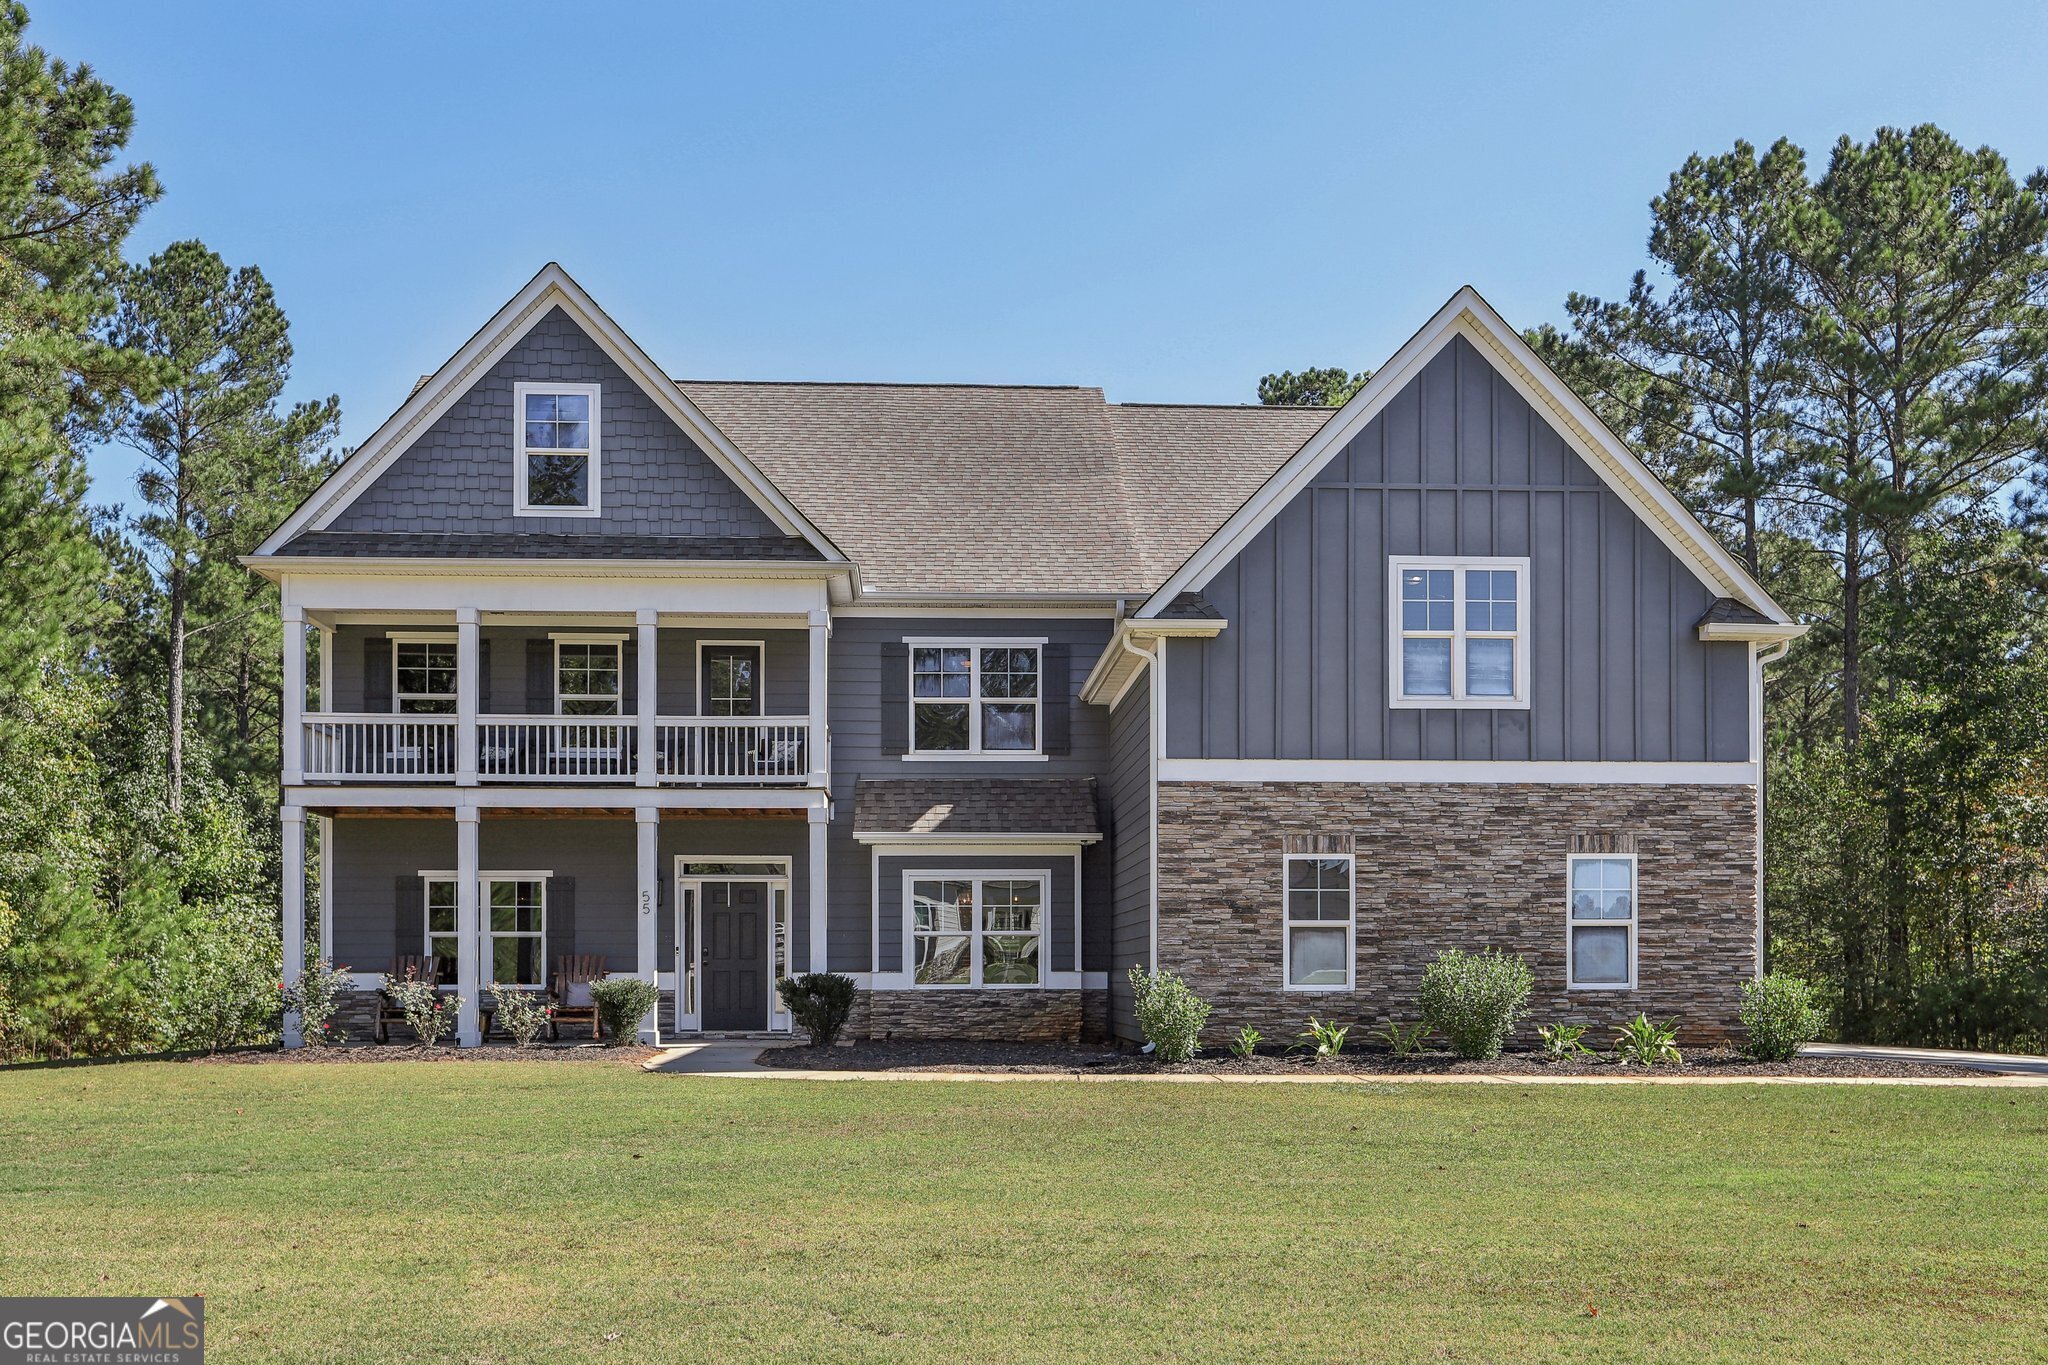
(1118, 629, 1162, 972)
(1752, 638, 1791, 978)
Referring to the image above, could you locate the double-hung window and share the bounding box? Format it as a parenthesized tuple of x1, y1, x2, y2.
(420, 875, 549, 989)
(1567, 855, 1636, 989)
(425, 877, 459, 981)
(514, 381, 600, 515)
(392, 637, 457, 714)
(909, 642, 1041, 754)
(909, 874, 1044, 986)
(1283, 855, 1354, 989)
(555, 641, 621, 716)
(1389, 557, 1529, 706)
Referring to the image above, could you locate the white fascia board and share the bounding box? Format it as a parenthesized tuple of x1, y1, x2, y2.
(275, 570, 829, 617)
(255, 263, 848, 564)
(1158, 758, 1760, 785)
(1077, 618, 1224, 706)
(242, 554, 850, 584)
(1136, 286, 1793, 628)
(1698, 620, 1808, 644)
(852, 832, 1102, 846)
(856, 840, 1094, 858)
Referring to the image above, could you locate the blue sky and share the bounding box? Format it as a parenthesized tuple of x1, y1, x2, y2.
(41, 1, 2048, 515)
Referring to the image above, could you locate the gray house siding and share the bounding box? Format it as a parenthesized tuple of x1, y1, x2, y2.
(328, 306, 785, 539)
(872, 855, 1078, 975)
(655, 628, 809, 716)
(1106, 676, 1152, 1040)
(655, 819, 813, 968)
(824, 616, 1115, 975)
(1162, 334, 1752, 763)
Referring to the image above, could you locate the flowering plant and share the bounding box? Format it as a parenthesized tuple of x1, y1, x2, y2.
(489, 983, 551, 1048)
(382, 970, 463, 1048)
(280, 960, 355, 1046)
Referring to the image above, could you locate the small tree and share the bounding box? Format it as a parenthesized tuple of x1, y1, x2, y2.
(1128, 966, 1211, 1063)
(1419, 949, 1535, 1060)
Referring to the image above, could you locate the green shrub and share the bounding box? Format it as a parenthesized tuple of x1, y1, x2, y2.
(588, 976, 661, 1045)
(1613, 1013, 1683, 1066)
(1374, 1021, 1431, 1057)
(1294, 1017, 1349, 1061)
(777, 972, 857, 1047)
(1418, 948, 1534, 1060)
(1128, 966, 1211, 1063)
(382, 972, 462, 1048)
(1228, 1025, 1262, 1059)
(1739, 972, 1823, 1061)
(282, 958, 354, 1046)
(1537, 1022, 1592, 1059)
(489, 984, 551, 1048)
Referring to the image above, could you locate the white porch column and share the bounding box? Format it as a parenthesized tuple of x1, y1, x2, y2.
(808, 802, 829, 973)
(455, 807, 481, 1046)
(807, 608, 830, 786)
(636, 609, 659, 788)
(317, 815, 334, 965)
(455, 607, 479, 786)
(281, 604, 305, 785)
(280, 806, 306, 1047)
(636, 804, 660, 1042)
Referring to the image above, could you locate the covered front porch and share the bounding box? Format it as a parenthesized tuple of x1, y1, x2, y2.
(279, 790, 828, 1046)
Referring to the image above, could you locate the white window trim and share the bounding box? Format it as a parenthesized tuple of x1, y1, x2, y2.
(418, 870, 552, 991)
(512, 380, 602, 517)
(1281, 853, 1356, 993)
(387, 632, 458, 716)
(695, 639, 766, 717)
(903, 869, 1051, 989)
(904, 637, 1048, 759)
(1565, 852, 1638, 991)
(1387, 555, 1531, 710)
(672, 856, 795, 1034)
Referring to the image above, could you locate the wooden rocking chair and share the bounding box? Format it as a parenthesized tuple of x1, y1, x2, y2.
(549, 955, 607, 1041)
(375, 955, 441, 1043)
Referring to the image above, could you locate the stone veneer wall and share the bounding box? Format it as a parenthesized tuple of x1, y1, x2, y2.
(854, 989, 1108, 1044)
(1155, 782, 1759, 1045)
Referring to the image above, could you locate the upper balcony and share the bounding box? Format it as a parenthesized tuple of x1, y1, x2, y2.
(282, 607, 829, 790)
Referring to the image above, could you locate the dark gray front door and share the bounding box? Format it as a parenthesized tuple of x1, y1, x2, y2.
(701, 645, 763, 717)
(702, 882, 767, 1031)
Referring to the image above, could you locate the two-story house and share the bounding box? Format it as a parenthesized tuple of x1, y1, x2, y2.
(248, 265, 1801, 1049)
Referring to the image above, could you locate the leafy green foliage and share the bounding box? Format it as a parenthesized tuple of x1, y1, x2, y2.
(1739, 973, 1825, 1061)
(1293, 1017, 1349, 1060)
(383, 972, 461, 1048)
(1537, 1023, 1593, 1059)
(1227, 1025, 1263, 1059)
(1374, 1020, 1431, 1057)
(1256, 366, 1370, 407)
(776, 972, 856, 1047)
(588, 976, 660, 1046)
(283, 959, 353, 1047)
(1612, 1014, 1683, 1066)
(1128, 966, 1211, 1063)
(1418, 949, 1534, 1060)
(489, 985, 551, 1049)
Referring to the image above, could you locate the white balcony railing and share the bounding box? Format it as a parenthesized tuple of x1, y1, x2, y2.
(302, 714, 458, 781)
(654, 716, 811, 783)
(479, 716, 637, 782)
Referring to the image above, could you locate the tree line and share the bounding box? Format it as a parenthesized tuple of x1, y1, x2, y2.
(1267, 125, 2048, 1050)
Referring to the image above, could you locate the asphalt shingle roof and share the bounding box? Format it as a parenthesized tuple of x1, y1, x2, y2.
(852, 777, 1100, 838)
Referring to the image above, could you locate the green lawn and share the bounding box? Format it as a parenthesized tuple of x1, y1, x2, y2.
(0, 1063, 2042, 1362)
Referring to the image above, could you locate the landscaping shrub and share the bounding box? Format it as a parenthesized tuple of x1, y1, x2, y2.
(1739, 972, 1824, 1061)
(1128, 966, 1211, 1063)
(1374, 1021, 1430, 1057)
(588, 976, 661, 1045)
(777, 972, 857, 1047)
(1418, 948, 1534, 1060)
(281, 958, 354, 1046)
(1228, 1025, 1263, 1059)
(1537, 1022, 1592, 1059)
(490, 985, 551, 1048)
(1613, 1013, 1683, 1065)
(1294, 1017, 1349, 1061)
(382, 972, 461, 1048)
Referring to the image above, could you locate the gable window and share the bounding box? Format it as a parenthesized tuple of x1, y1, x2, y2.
(392, 637, 457, 714)
(420, 874, 549, 988)
(909, 642, 1041, 754)
(908, 873, 1044, 986)
(555, 640, 621, 716)
(1284, 854, 1354, 990)
(513, 381, 601, 515)
(1567, 855, 1636, 989)
(1389, 557, 1529, 707)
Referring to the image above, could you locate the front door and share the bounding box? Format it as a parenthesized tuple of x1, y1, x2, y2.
(701, 881, 767, 1031)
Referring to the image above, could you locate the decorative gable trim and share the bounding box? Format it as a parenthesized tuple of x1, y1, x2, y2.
(1134, 286, 1796, 630)
(253, 263, 848, 563)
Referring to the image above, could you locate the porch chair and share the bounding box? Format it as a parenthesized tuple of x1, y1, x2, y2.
(374, 955, 440, 1043)
(549, 955, 607, 1041)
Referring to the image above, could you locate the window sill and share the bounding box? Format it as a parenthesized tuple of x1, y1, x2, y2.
(1388, 696, 1531, 711)
(512, 505, 602, 518)
(1566, 983, 1636, 992)
(905, 983, 1046, 991)
(901, 752, 1048, 763)
(1283, 983, 1355, 993)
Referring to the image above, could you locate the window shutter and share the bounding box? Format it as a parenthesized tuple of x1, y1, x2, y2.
(1042, 643, 1071, 755)
(363, 637, 392, 712)
(622, 641, 638, 713)
(478, 638, 492, 714)
(394, 875, 424, 966)
(526, 639, 553, 715)
(548, 875, 577, 974)
(880, 642, 909, 756)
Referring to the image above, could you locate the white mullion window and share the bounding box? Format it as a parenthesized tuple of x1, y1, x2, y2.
(1567, 854, 1637, 990)
(1389, 556, 1530, 708)
(513, 381, 601, 516)
(391, 635, 457, 714)
(1283, 854, 1355, 990)
(908, 641, 1042, 755)
(420, 873, 550, 989)
(555, 640, 622, 716)
(423, 875, 458, 981)
(908, 872, 1046, 987)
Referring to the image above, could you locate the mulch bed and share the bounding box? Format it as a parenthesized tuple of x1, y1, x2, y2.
(755, 1039, 1986, 1079)
(191, 1044, 661, 1066)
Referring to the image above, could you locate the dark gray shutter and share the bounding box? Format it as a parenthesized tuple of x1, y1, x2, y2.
(363, 637, 392, 712)
(621, 641, 637, 713)
(1042, 643, 1071, 755)
(395, 875, 424, 966)
(548, 875, 577, 973)
(478, 638, 492, 714)
(880, 642, 909, 755)
(526, 639, 553, 715)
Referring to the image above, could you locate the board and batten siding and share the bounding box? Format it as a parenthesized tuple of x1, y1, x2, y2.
(1106, 675, 1152, 1040)
(1162, 334, 1751, 764)
(824, 616, 1116, 975)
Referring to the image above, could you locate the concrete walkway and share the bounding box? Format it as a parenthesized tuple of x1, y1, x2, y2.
(1801, 1041, 2048, 1076)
